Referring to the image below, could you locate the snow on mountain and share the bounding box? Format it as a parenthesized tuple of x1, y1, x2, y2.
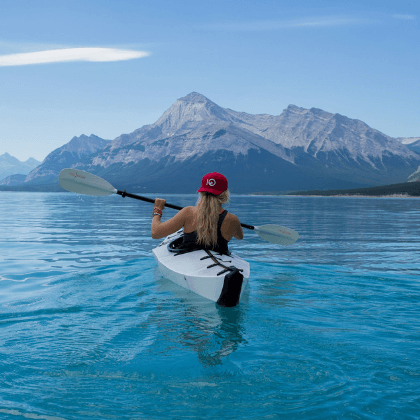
(397, 137, 420, 145)
(0, 153, 41, 181)
(153, 92, 234, 134)
(85, 93, 292, 170)
(226, 105, 416, 168)
(81, 93, 419, 178)
(88, 123, 292, 169)
(4, 92, 420, 192)
(408, 166, 420, 182)
(397, 138, 420, 156)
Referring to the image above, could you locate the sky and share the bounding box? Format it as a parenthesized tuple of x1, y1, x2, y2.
(0, 0, 419, 162)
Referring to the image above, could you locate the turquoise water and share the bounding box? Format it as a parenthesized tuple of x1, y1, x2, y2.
(1, 192, 419, 420)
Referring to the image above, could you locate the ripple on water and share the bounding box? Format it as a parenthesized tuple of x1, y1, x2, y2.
(1, 194, 420, 419)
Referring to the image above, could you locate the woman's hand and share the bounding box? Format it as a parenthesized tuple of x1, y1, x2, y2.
(151, 206, 192, 240)
(154, 198, 166, 211)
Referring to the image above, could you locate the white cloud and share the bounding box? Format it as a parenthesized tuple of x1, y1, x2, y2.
(0, 47, 150, 66)
(202, 16, 379, 31)
(392, 14, 416, 20)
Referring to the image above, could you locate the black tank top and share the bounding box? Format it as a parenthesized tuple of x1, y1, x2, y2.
(181, 210, 229, 254)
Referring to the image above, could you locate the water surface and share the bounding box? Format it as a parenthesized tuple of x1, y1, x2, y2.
(1, 193, 419, 419)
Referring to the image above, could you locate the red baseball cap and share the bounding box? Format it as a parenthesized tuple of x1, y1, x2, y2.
(197, 172, 228, 195)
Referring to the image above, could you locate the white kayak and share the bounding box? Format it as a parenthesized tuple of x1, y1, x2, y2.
(152, 230, 250, 307)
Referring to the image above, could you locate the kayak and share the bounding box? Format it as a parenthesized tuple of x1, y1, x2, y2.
(152, 230, 250, 307)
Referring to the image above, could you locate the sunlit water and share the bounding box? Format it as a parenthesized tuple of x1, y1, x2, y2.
(1, 192, 419, 420)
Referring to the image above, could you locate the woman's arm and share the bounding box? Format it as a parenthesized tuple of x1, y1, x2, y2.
(151, 199, 191, 239)
(232, 215, 244, 240)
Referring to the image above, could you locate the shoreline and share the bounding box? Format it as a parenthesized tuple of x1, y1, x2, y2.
(286, 193, 417, 198)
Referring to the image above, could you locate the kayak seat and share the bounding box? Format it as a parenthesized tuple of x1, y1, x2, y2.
(167, 236, 184, 252)
(167, 236, 232, 257)
(167, 236, 199, 256)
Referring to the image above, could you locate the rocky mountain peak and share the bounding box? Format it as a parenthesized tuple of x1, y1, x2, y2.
(68, 133, 101, 144)
(179, 92, 213, 104)
(285, 104, 302, 111)
(310, 107, 333, 119)
(24, 134, 110, 183)
(0, 152, 40, 166)
(153, 92, 232, 135)
(0, 152, 19, 163)
(24, 157, 41, 165)
(0, 153, 41, 182)
(64, 134, 109, 154)
(69, 134, 89, 142)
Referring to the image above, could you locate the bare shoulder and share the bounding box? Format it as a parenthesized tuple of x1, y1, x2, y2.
(181, 206, 196, 218)
(183, 205, 196, 213)
(225, 212, 240, 224)
(182, 206, 197, 232)
(222, 212, 243, 240)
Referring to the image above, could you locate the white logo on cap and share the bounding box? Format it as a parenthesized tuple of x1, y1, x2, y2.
(207, 179, 216, 187)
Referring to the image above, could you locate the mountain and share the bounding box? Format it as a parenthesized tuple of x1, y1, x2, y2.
(397, 137, 420, 156)
(288, 181, 420, 197)
(397, 137, 420, 145)
(22, 134, 110, 186)
(0, 153, 41, 181)
(408, 166, 420, 182)
(3, 93, 420, 193)
(72, 92, 420, 192)
(252, 105, 415, 165)
(0, 174, 27, 186)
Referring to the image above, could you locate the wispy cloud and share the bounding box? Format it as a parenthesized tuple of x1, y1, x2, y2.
(0, 47, 150, 66)
(201, 16, 379, 31)
(392, 14, 416, 20)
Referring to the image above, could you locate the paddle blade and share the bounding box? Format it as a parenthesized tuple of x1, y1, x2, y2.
(254, 224, 299, 246)
(59, 169, 117, 196)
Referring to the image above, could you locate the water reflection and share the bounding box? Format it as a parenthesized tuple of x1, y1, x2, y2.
(183, 304, 246, 367)
(155, 277, 246, 367)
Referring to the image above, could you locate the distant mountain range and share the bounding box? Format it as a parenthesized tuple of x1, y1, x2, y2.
(1, 92, 419, 193)
(0, 135, 110, 188)
(0, 153, 40, 183)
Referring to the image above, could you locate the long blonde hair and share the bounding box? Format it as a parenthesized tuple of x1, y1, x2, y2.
(196, 191, 230, 248)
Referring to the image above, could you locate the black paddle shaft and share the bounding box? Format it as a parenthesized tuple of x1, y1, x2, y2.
(116, 190, 255, 231)
(117, 190, 182, 210)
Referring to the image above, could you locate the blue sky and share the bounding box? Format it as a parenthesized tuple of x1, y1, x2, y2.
(0, 0, 418, 161)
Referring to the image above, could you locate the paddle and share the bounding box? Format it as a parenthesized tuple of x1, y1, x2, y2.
(58, 168, 299, 246)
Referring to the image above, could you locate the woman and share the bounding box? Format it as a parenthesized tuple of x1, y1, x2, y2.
(151, 172, 243, 254)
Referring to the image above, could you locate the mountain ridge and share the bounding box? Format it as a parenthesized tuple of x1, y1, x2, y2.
(72, 92, 419, 191)
(24, 134, 110, 185)
(2, 92, 420, 193)
(0, 153, 41, 181)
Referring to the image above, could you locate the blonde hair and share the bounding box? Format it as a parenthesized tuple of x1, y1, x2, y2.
(196, 191, 230, 248)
